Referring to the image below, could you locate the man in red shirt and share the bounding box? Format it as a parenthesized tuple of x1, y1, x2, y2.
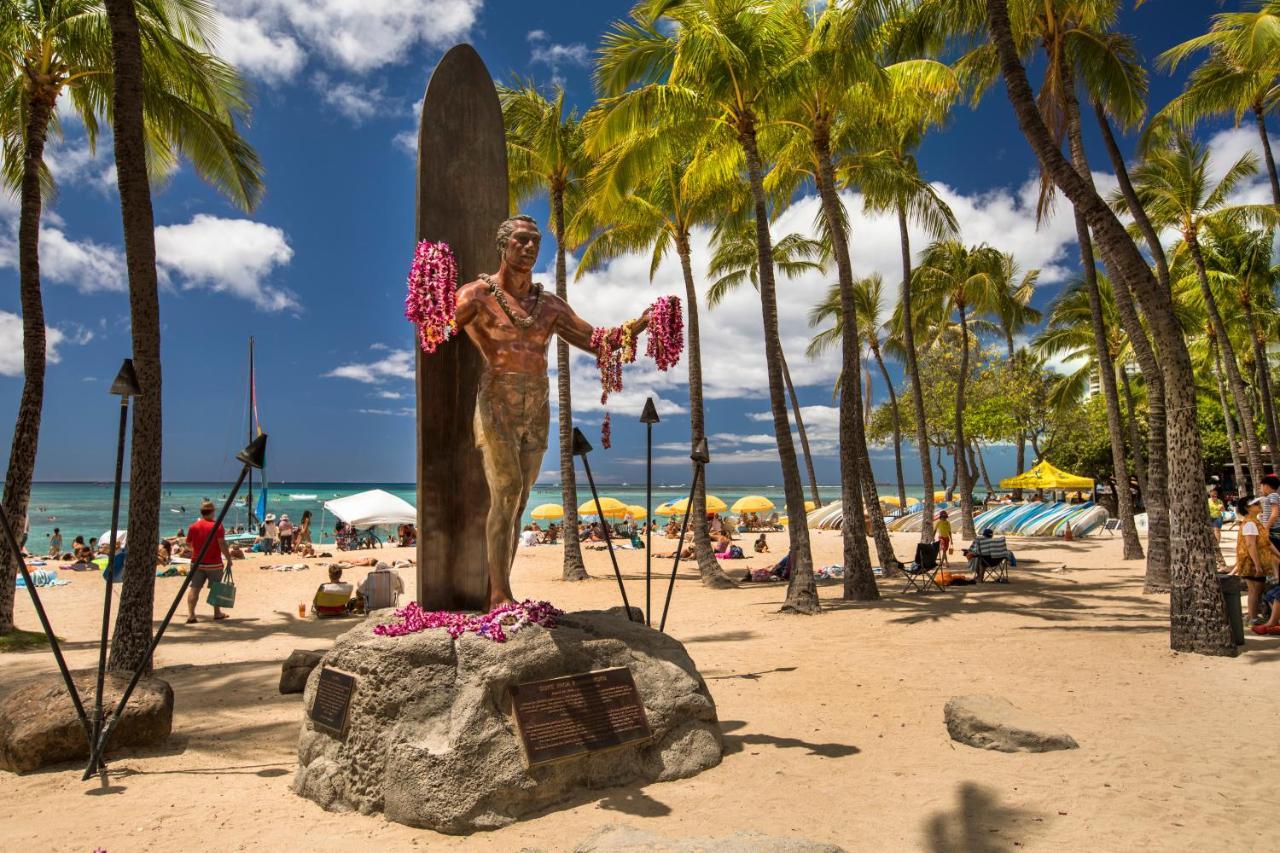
(186, 499, 233, 623)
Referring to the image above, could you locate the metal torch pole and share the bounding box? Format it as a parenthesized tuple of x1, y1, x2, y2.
(659, 438, 709, 632)
(640, 398, 660, 627)
(572, 427, 635, 622)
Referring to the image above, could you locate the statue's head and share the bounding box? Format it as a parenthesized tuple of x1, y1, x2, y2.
(496, 214, 541, 271)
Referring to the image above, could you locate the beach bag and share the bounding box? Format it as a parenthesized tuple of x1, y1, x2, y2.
(207, 567, 237, 608)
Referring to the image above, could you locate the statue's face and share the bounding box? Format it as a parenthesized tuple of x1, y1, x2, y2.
(504, 224, 541, 271)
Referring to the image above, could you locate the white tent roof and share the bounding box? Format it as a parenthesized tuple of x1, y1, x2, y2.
(323, 489, 416, 527)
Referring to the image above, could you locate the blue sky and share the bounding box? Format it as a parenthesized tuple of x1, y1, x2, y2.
(0, 1, 1267, 486)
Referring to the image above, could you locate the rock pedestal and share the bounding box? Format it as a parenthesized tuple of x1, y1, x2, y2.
(0, 673, 173, 773)
(293, 608, 723, 833)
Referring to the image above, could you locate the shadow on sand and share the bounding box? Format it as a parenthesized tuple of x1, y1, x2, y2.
(923, 782, 1043, 852)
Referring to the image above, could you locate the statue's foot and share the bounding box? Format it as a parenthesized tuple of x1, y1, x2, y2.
(488, 594, 516, 612)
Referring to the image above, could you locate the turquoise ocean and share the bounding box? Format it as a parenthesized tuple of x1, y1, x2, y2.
(20, 481, 930, 550)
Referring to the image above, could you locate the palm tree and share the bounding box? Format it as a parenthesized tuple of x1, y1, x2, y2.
(1033, 273, 1144, 559)
(914, 239, 1005, 540)
(594, 0, 820, 613)
(706, 226, 825, 512)
(500, 80, 591, 582)
(985, 0, 1233, 656)
(569, 133, 735, 589)
(1127, 132, 1279, 494)
(0, 0, 263, 647)
(991, 252, 1040, 494)
(1157, 3, 1280, 206)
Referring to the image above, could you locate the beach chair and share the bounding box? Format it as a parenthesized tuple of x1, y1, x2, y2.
(966, 536, 1012, 583)
(1102, 519, 1122, 536)
(902, 542, 942, 593)
(360, 569, 402, 611)
(313, 583, 354, 618)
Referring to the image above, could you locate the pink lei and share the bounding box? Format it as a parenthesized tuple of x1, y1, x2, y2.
(404, 240, 459, 354)
(373, 600, 563, 643)
(590, 296, 685, 448)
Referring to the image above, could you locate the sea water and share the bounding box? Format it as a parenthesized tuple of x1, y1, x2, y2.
(20, 481, 933, 550)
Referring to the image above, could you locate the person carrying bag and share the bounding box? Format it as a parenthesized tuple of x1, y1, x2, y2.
(186, 499, 234, 623)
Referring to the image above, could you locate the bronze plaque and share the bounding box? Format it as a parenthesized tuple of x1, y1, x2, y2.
(509, 667, 652, 768)
(308, 667, 357, 737)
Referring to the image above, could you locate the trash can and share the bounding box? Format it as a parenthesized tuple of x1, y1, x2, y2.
(1218, 573, 1245, 646)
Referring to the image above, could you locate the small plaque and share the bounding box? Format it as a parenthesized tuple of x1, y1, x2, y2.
(308, 667, 356, 737)
(509, 667, 652, 768)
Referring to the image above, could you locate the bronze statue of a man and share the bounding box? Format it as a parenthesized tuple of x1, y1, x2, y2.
(454, 215, 646, 609)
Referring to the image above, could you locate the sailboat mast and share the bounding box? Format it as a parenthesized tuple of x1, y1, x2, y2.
(247, 336, 254, 525)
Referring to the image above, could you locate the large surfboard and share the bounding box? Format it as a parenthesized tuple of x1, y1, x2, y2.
(415, 44, 508, 611)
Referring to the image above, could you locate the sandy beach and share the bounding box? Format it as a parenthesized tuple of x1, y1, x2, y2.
(0, 529, 1272, 852)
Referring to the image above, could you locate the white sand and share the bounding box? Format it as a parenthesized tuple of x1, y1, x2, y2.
(0, 529, 1272, 852)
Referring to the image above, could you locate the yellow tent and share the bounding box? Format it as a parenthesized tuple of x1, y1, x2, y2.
(530, 503, 563, 520)
(578, 497, 629, 518)
(999, 460, 1094, 490)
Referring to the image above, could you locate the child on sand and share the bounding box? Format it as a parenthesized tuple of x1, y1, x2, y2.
(936, 510, 952, 567)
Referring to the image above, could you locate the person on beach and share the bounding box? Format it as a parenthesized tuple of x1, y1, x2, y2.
(1260, 475, 1280, 551)
(295, 510, 315, 557)
(544, 523, 560, 544)
(278, 514, 294, 553)
(313, 565, 354, 616)
(358, 561, 404, 612)
(1231, 497, 1276, 625)
(186, 499, 233, 624)
(1207, 486, 1225, 544)
(451, 214, 650, 609)
(935, 510, 952, 567)
(263, 514, 279, 554)
(754, 533, 769, 554)
(47, 528, 62, 557)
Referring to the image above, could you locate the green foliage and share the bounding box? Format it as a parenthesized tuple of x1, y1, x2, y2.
(1043, 394, 1115, 480)
(0, 627, 51, 652)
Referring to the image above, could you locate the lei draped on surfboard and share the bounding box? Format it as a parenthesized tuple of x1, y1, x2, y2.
(591, 295, 684, 448)
(404, 240, 459, 354)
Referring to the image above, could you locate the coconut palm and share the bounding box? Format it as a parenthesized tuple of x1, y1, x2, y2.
(569, 132, 735, 588)
(593, 0, 820, 613)
(1126, 131, 1279, 494)
(0, 0, 263, 648)
(985, 0, 1233, 656)
(1157, 2, 1280, 205)
(500, 80, 592, 582)
(913, 239, 1005, 539)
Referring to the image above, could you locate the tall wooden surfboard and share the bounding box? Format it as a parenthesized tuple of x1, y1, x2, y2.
(415, 44, 508, 611)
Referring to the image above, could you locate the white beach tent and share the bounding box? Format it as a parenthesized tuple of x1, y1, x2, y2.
(323, 489, 416, 528)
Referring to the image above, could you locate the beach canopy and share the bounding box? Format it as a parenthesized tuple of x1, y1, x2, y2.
(578, 497, 629, 518)
(999, 460, 1094, 490)
(530, 503, 563, 520)
(731, 495, 774, 514)
(626, 505, 647, 520)
(323, 489, 416, 527)
(670, 494, 728, 514)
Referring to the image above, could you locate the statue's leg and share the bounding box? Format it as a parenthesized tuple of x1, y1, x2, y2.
(475, 375, 527, 609)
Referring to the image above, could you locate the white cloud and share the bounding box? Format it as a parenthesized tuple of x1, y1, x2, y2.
(392, 129, 418, 157)
(37, 227, 127, 292)
(213, 12, 305, 83)
(216, 0, 483, 74)
(529, 37, 590, 86)
(376, 390, 405, 399)
(527, 30, 548, 42)
(0, 311, 92, 376)
(356, 407, 414, 417)
(326, 348, 414, 384)
(154, 214, 296, 311)
(313, 73, 386, 124)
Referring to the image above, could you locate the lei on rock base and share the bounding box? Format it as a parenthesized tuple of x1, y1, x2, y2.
(405, 240, 459, 354)
(373, 599, 563, 643)
(591, 295, 684, 449)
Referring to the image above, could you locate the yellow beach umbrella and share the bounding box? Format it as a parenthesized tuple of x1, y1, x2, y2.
(731, 495, 775, 514)
(879, 496, 920, 508)
(671, 495, 728, 514)
(779, 515, 790, 526)
(530, 503, 563, 521)
(934, 491, 948, 501)
(578, 496, 629, 518)
(655, 501, 679, 517)
(804, 500, 816, 512)
(626, 505, 647, 520)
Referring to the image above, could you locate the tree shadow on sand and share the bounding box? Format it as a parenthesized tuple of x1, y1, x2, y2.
(923, 782, 1043, 852)
(719, 719, 859, 758)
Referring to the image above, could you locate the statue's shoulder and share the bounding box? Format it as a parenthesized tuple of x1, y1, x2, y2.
(538, 285, 568, 311)
(456, 278, 490, 303)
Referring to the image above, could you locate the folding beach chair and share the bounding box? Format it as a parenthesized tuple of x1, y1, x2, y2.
(902, 542, 942, 593)
(1102, 519, 1122, 537)
(966, 536, 1012, 583)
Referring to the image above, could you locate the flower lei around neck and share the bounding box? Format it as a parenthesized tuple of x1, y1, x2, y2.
(591, 295, 685, 449)
(481, 273, 543, 329)
(373, 599, 563, 643)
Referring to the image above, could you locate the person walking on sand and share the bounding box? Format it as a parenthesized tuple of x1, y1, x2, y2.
(278, 514, 294, 554)
(935, 510, 952, 568)
(186, 499, 233, 623)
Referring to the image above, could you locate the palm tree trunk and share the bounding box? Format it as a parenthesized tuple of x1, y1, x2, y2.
(898, 205, 934, 542)
(552, 190, 588, 581)
(954, 305, 975, 539)
(972, 441, 995, 496)
(0, 90, 56, 635)
(104, 0, 163, 673)
(1188, 233, 1265, 492)
(1241, 297, 1280, 471)
(870, 341, 907, 508)
(936, 443, 948, 493)
(1094, 102, 1172, 289)
(1254, 103, 1280, 207)
(812, 134, 877, 596)
(988, 0, 1231, 655)
(1118, 364, 1148, 498)
(1013, 433, 1025, 499)
(677, 234, 733, 589)
(1214, 340, 1246, 490)
(739, 123, 817, 613)
(779, 353, 822, 509)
